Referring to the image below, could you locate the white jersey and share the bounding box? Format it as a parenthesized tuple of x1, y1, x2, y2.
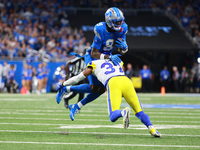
(87, 59, 125, 86)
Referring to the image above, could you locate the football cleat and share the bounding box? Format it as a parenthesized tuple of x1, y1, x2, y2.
(69, 104, 80, 121)
(56, 87, 66, 104)
(122, 107, 130, 129)
(148, 125, 162, 138)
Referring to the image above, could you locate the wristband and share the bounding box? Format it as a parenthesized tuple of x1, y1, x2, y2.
(100, 54, 105, 60)
(121, 48, 128, 54)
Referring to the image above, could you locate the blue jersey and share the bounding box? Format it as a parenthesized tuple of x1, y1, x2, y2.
(22, 69, 28, 80)
(8, 70, 15, 80)
(91, 22, 128, 55)
(85, 22, 127, 85)
(42, 66, 49, 77)
(37, 68, 43, 79)
(140, 69, 152, 79)
(160, 70, 170, 81)
(27, 69, 33, 80)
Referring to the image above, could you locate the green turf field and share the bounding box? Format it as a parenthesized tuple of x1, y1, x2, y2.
(0, 93, 200, 150)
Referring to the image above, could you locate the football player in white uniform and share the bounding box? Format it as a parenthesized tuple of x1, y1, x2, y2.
(56, 59, 162, 138)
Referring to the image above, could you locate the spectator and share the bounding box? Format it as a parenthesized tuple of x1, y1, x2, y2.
(140, 65, 152, 92)
(42, 62, 49, 93)
(160, 66, 170, 92)
(27, 65, 33, 93)
(172, 66, 180, 92)
(180, 66, 188, 92)
(58, 65, 67, 83)
(0, 1, 89, 62)
(31, 67, 37, 94)
(36, 63, 44, 94)
(125, 63, 134, 79)
(2, 61, 10, 90)
(193, 30, 200, 49)
(190, 62, 200, 93)
(7, 64, 18, 93)
(133, 65, 140, 77)
(21, 63, 29, 93)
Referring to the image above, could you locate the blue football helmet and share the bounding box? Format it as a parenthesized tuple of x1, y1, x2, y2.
(105, 7, 125, 31)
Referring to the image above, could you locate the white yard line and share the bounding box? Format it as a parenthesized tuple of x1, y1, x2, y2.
(0, 130, 200, 137)
(0, 112, 108, 116)
(0, 122, 200, 130)
(0, 112, 200, 119)
(0, 141, 199, 148)
(0, 117, 110, 122)
(0, 99, 48, 101)
(1, 107, 200, 113)
(1, 117, 200, 124)
(1, 109, 200, 115)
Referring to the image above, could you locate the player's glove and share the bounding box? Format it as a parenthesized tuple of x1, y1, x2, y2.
(109, 54, 121, 66)
(115, 39, 128, 51)
(56, 82, 63, 91)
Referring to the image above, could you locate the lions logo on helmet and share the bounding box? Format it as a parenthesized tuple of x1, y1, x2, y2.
(105, 7, 125, 31)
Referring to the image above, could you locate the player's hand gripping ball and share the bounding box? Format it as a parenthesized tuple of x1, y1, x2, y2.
(114, 38, 128, 55)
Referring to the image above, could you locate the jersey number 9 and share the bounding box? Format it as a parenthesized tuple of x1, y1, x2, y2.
(103, 39, 114, 51)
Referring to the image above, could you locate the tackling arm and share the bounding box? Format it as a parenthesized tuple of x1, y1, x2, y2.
(62, 67, 93, 86)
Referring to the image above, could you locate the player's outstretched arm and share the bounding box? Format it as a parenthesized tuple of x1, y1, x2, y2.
(62, 68, 93, 87)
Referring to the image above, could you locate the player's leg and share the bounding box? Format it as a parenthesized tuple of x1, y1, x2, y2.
(69, 74, 105, 121)
(63, 84, 92, 93)
(122, 77, 161, 137)
(106, 77, 130, 129)
(69, 92, 101, 121)
(63, 92, 78, 108)
(77, 92, 84, 103)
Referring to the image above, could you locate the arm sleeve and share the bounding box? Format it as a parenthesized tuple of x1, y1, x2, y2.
(62, 72, 86, 86)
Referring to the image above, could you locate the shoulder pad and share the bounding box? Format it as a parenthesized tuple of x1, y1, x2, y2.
(87, 61, 96, 73)
(94, 22, 105, 40)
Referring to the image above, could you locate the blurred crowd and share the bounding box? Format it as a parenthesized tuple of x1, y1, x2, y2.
(0, 60, 200, 93)
(1, 0, 200, 93)
(124, 62, 200, 93)
(0, 0, 89, 62)
(0, 0, 200, 62)
(0, 61, 51, 94)
(0, 61, 19, 93)
(82, 0, 200, 48)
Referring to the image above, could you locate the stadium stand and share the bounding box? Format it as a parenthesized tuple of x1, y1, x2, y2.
(0, 0, 200, 93)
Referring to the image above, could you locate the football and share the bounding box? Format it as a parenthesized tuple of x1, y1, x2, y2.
(114, 38, 126, 55)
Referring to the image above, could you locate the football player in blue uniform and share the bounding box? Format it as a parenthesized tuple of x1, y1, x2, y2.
(56, 7, 129, 121)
